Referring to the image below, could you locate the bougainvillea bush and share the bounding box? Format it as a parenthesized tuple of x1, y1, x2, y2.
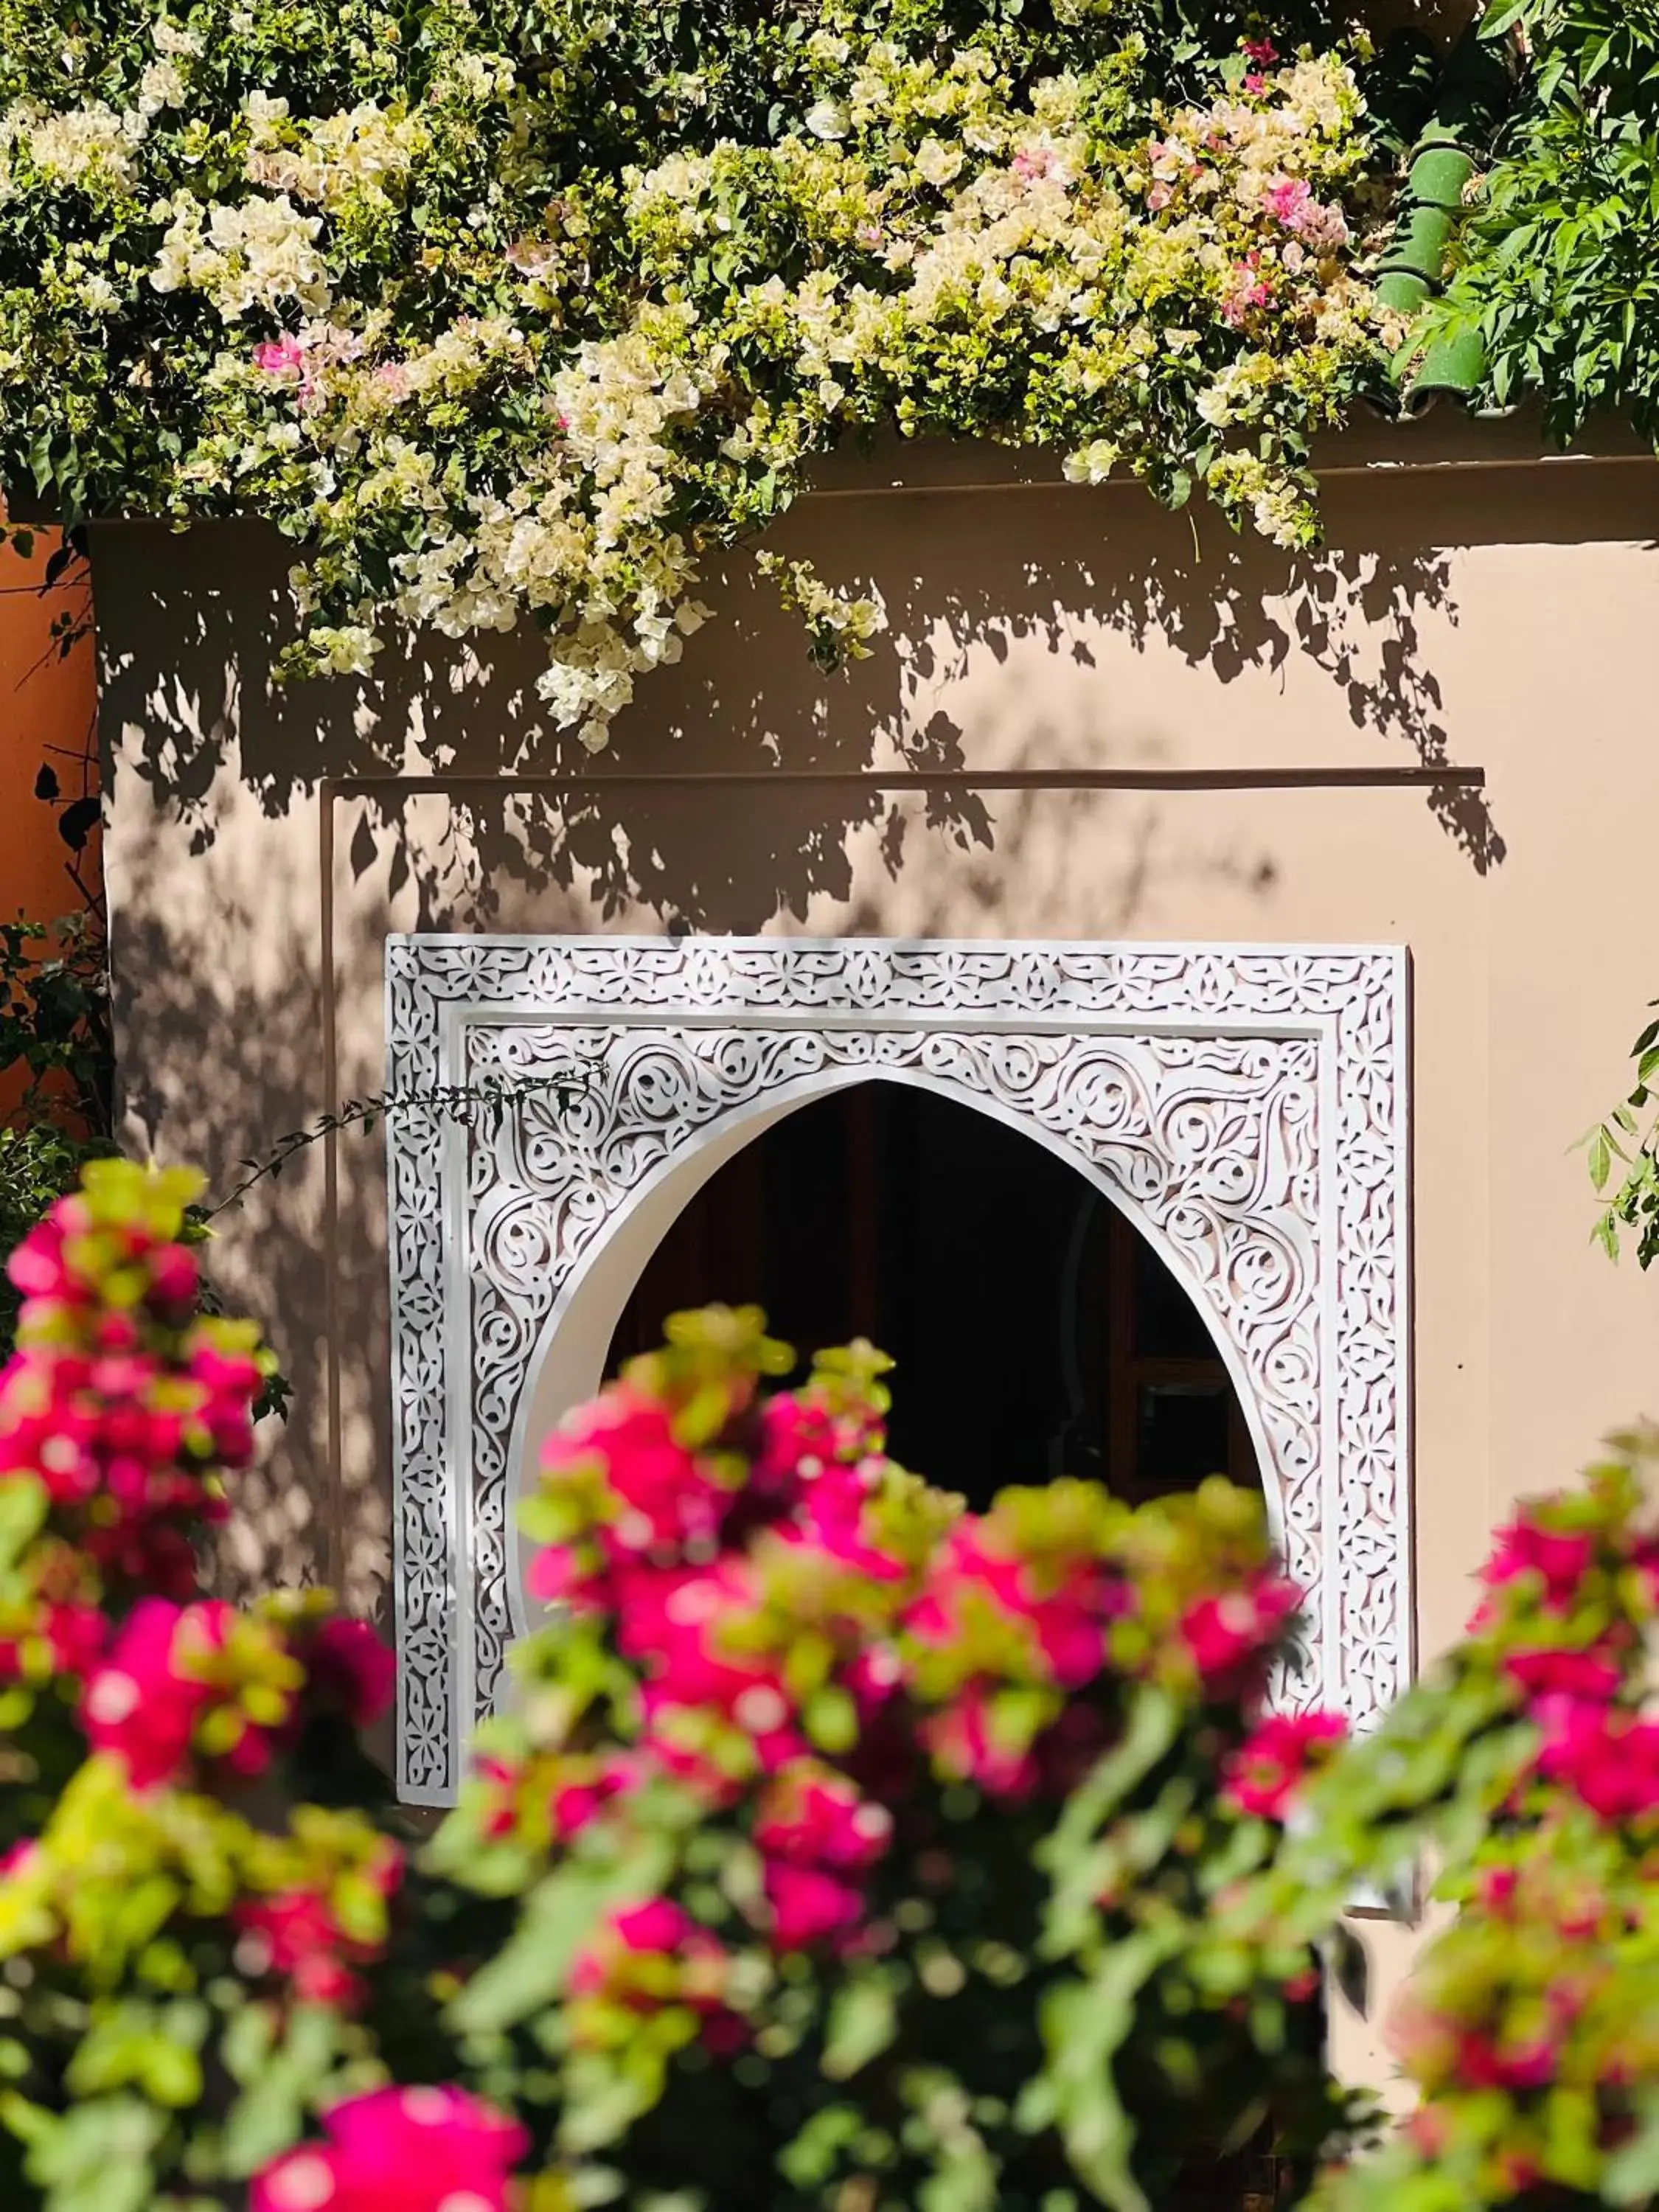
(0, 1158, 1374, 2212)
(22, 1158, 1659, 2212)
(0, 1161, 417, 2211)
(415, 1316, 1367, 2212)
(1261, 1436, 1659, 2212)
(0, 0, 1427, 751)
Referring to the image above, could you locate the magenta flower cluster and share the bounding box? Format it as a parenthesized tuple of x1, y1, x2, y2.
(252, 2086, 526, 2212)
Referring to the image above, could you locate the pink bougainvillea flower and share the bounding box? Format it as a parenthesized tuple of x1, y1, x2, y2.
(1260, 175, 1349, 249)
(763, 1860, 867, 1952)
(612, 1899, 693, 1955)
(785, 1457, 910, 1582)
(568, 1896, 737, 2036)
(1263, 176, 1312, 227)
(307, 1615, 397, 1729)
(1221, 1709, 1346, 1820)
(1475, 1863, 1518, 1913)
(755, 1385, 883, 1495)
(1480, 1518, 1594, 1606)
(235, 1822, 402, 2011)
(1180, 1574, 1298, 1684)
(754, 1759, 892, 1870)
(548, 1753, 631, 1841)
(237, 1891, 364, 2008)
(1535, 1700, 1659, 1820)
(1011, 146, 1064, 184)
(1220, 253, 1273, 327)
(1457, 2028, 1559, 2095)
(543, 1385, 731, 1558)
(465, 1742, 634, 1846)
(251, 2084, 526, 2212)
(919, 1681, 1042, 1799)
(525, 1532, 608, 1613)
(605, 1556, 807, 1785)
(252, 335, 311, 396)
(844, 1643, 903, 1718)
(903, 1515, 1119, 1695)
(1242, 35, 1279, 64)
(1502, 1643, 1621, 1705)
(81, 1594, 305, 1786)
(80, 1596, 202, 1786)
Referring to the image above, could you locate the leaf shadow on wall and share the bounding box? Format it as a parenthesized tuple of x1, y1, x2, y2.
(97, 455, 1520, 952)
(94, 450, 1635, 1607)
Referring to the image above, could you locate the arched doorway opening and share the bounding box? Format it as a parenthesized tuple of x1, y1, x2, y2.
(606, 1081, 1258, 1513)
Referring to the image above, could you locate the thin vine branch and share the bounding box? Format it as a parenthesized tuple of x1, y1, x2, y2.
(199, 1068, 591, 1223)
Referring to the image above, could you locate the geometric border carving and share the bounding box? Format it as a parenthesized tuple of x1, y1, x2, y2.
(387, 936, 1410, 1806)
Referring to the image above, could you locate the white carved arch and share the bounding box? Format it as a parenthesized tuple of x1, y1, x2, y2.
(500, 1062, 1287, 1647)
(386, 937, 1410, 1806)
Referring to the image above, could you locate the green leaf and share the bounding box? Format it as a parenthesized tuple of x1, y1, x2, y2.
(821, 1967, 898, 2081)
(1040, 1929, 1181, 2212)
(17, 2096, 167, 2212)
(779, 2104, 862, 2188)
(1604, 2088, 1659, 2203)
(804, 1684, 858, 1756)
(1039, 1686, 1180, 1955)
(558, 2042, 677, 2156)
(448, 1829, 677, 2036)
(0, 1474, 47, 1570)
(220, 2006, 343, 2178)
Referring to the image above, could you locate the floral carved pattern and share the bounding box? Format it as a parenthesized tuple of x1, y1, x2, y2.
(386, 938, 1410, 1805)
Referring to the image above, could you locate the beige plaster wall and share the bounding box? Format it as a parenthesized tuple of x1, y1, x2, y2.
(92, 420, 1659, 2087)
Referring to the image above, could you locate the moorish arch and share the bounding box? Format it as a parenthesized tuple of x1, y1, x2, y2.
(386, 936, 1409, 1806)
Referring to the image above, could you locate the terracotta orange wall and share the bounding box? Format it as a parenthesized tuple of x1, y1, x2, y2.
(0, 530, 100, 1121)
(0, 531, 98, 933)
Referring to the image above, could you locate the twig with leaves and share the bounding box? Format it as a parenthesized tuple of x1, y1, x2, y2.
(1582, 1003, 1659, 1265)
(198, 1068, 590, 1223)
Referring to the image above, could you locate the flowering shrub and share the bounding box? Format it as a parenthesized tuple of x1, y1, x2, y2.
(1256, 1435, 1659, 2212)
(33, 1155, 1659, 2212)
(422, 1314, 1368, 2210)
(0, 0, 1415, 751)
(0, 1161, 1374, 2211)
(0, 1161, 408, 2211)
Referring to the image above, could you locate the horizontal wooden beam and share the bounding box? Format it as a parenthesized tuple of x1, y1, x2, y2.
(327, 764, 1485, 799)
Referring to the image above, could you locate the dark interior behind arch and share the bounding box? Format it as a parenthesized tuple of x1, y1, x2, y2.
(608, 1081, 1257, 1514)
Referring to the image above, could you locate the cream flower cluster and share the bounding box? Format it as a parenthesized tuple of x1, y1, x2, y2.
(244, 94, 428, 213)
(248, 45, 1375, 735)
(0, 18, 198, 198)
(0, 100, 147, 194)
(153, 192, 331, 319)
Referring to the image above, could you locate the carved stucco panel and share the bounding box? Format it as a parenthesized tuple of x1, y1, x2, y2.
(387, 938, 1408, 1805)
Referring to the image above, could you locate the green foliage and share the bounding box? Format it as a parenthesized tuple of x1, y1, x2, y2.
(0, 911, 116, 1363)
(0, 1124, 102, 1353)
(0, 915, 111, 1137)
(1581, 1000, 1659, 1266)
(1415, 0, 1659, 441)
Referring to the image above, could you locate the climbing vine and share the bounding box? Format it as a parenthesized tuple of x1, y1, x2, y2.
(0, 1, 1415, 751)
